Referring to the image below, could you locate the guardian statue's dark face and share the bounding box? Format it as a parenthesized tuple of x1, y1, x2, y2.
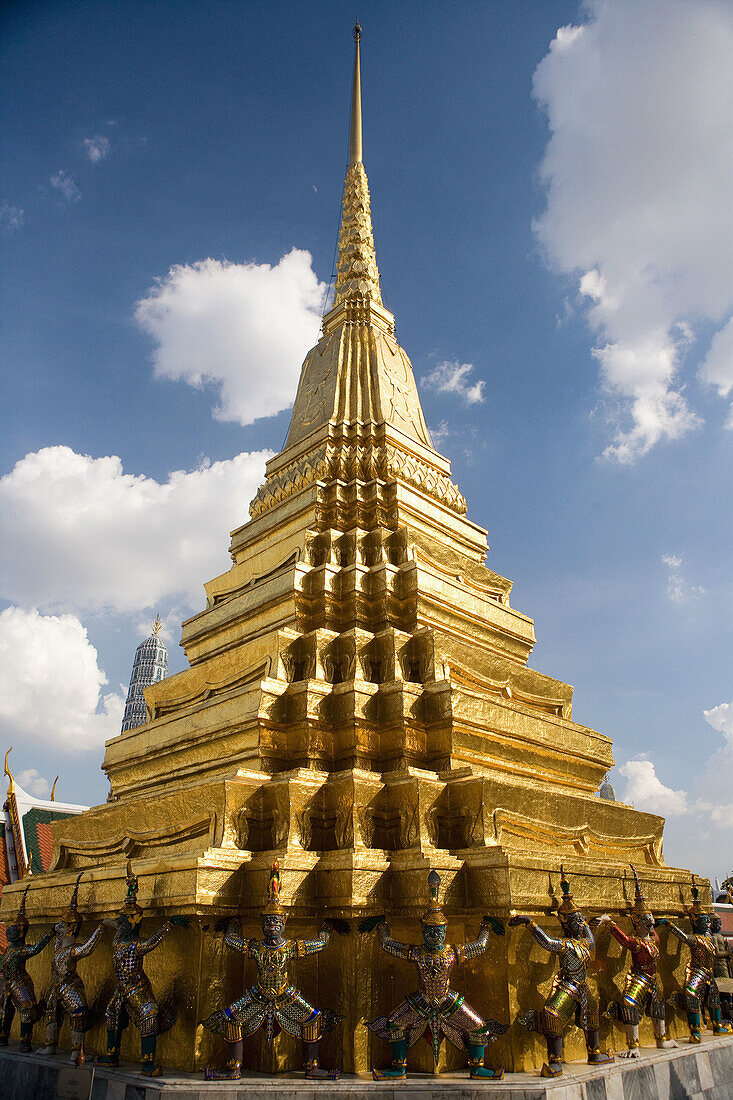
(637, 912, 655, 936)
(711, 917, 722, 934)
(422, 924, 446, 950)
(116, 915, 139, 941)
(694, 914, 712, 935)
(564, 911, 585, 938)
(55, 919, 80, 939)
(262, 914, 285, 945)
(6, 925, 22, 945)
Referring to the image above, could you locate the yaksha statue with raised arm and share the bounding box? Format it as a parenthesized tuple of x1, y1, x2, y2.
(202, 860, 345, 1081)
(98, 862, 188, 1076)
(0, 885, 53, 1051)
(361, 870, 507, 1080)
(659, 876, 730, 1043)
(38, 874, 106, 1064)
(598, 865, 677, 1057)
(512, 867, 614, 1078)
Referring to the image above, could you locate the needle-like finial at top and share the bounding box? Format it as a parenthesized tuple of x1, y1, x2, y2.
(350, 23, 363, 164)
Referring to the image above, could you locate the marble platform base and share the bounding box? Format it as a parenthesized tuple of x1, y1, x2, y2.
(1, 1036, 731, 1100)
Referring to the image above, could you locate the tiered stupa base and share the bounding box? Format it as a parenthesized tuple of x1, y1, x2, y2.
(2, 839, 703, 1074)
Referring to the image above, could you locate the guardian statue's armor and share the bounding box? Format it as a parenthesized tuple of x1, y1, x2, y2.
(98, 862, 188, 1076)
(38, 874, 105, 1064)
(711, 916, 733, 1022)
(661, 877, 730, 1043)
(513, 868, 613, 1078)
(0, 885, 53, 1052)
(362, 870, 507, 1080)
(599, 865, 676, 1056)
(202, 860, 344, 1081)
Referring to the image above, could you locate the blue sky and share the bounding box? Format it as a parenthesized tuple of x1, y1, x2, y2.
(2, 0, 732, 880)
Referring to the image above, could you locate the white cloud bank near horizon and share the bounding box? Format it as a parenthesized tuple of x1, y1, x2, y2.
(0, 444, 270, 751)
(135, 249, 325, 426)
(0, 445, 270, 614)
(534, 0, 733, 462)
(619, 700, 733, 871)
(0, 607, 124, 751)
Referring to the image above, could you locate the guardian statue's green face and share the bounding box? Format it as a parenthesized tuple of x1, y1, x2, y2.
(422, 924, 446, 950)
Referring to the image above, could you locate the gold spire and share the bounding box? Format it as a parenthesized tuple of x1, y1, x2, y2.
(333, 23, 382, 308)
(279, 22, 436, 454)
(152, 614, 163, 636)
(349, 23, 363, 165)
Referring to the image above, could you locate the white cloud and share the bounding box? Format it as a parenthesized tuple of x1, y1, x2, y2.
(82, 134, 110, 162)
(703, 702, 733, 738)
(134, 250, 325, 426)
(533, 0, 733, 461)
(50, 170, 81, 204)
(0, 607, 124, 751)
(619, 758, 689, 817)
(422, 361, 485, 405)
(428, 420, 453, 448)
(0, 203, 24, 232)
(699, 317, 733, 427)
(700, 703, 733, 813)
(619, 703, 733, 871)
(661, 553, 705, 604)
(16, 769, 51, 798)
(0, 445, 270, 614)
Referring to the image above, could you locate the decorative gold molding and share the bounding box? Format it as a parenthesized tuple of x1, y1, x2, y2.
(250, 438, 466, 520)
(448, 660, 570, 718)
(52, 815, 214, 870)
(148, 659, 271, 720)
(491, 807, 663, 864)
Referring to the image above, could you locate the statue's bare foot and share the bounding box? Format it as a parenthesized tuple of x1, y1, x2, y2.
(621, 1047, 640, 1059)
(656, 1038, 678, 1049)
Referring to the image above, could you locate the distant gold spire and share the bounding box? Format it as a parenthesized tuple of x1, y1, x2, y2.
(152, 614, 163, 636)
(349, 22, 363, 165)
(4, 746, 14, 795)
(333, 23, 382, 307)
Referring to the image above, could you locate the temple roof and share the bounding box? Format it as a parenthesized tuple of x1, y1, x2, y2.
(2, 749, 87, 882)
(285, 25, 434, 453)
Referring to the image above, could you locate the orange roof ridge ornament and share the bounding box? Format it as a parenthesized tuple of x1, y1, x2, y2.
(4, 747, 14, 795)
(50, 776, 59, 801)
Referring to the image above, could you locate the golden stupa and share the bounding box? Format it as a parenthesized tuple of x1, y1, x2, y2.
(2, 26, 701, 1074)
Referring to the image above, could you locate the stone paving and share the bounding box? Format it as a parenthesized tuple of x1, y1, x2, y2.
(1, 1036, 732, 1100)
